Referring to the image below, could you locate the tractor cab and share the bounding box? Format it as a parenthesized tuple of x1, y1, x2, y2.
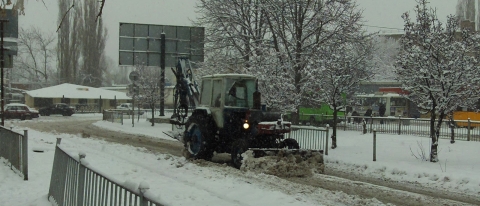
(200, 74, 257, 109)
(199, 74, 261, 130)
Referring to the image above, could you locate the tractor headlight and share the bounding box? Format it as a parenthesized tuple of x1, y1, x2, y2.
(243, 120, 250, 129)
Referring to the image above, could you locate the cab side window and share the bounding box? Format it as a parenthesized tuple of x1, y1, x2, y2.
(200, 80, 212, 106)
(212, 80, 222, 107)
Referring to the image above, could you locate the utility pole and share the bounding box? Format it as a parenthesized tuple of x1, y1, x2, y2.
(1, 19, 9, 127)
(160, 32, 165, 116)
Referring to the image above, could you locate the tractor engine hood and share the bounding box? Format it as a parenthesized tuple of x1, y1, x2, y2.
(248, 110, 291, 135)
(248, 110, 282, 122)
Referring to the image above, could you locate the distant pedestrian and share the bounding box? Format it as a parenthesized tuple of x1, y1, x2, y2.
(364, 108, 372, 117)
(364, 108, 372, 124)
(379, 103, 386, 117)
(379, 103, 386, 124)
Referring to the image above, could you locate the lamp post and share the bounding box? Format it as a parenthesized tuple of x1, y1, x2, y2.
(1, 19, 9, 126)
(160, 32, 165, 116)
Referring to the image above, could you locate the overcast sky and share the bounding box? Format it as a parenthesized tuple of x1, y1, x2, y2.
(19, 0, 458, 68)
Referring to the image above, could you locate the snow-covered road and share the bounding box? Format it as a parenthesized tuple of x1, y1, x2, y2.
(3, 115, 479, 205)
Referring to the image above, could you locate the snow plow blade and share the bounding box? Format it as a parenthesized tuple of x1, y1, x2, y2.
(162, 131, 183, 142)
(241, 148, 325, 178)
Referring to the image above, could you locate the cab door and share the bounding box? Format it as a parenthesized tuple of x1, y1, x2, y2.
(210, 79, 224, 128)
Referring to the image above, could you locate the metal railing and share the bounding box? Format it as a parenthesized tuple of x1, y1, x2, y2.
(102, 109, 175, 124)
(342, 115, 480, 141)
(48, 138, 164, 206)
(75, 104, 102, 113)
(0, 126, 28, 180)
(103, 110, 124, 125)
(288, 125, 329, 155)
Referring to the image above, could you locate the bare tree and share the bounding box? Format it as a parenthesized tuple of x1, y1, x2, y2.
(57, 0, 81, 84)
(397, 0, 480, 162)
(102, 56, 119, 86)
(134, 64, 169, 126)
(370, 36, 400, 81)
(306, 37, 375, 149)
(15, 27, 56, 83)
(79, 0, 107, 87)
(194, 0, 269, 73)
(0, 0, 105, 27)
(259, 0, 368, 122)
(196, 0, 368, 118)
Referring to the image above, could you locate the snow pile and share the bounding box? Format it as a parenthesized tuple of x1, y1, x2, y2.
(240, 150, 324, 177)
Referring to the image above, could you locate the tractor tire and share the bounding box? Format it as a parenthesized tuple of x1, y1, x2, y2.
(231, 139, 248, 169)
(184, 115, 214, 160)
(281, 138, 300, 149)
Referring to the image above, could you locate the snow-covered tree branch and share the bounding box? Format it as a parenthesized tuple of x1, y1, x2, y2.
(396, 0, 480, 162)
(134, 64, 170, 126)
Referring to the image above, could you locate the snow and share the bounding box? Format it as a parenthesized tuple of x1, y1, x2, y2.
(1, 114, 480, 206)
(25, 83, 131, 99)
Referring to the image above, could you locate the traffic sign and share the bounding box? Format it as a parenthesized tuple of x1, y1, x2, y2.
(129, 71, 139, 81)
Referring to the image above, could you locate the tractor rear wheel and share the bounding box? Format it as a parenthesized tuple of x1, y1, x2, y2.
(231, 139, 248, 169)
(184, 115, 214, 160)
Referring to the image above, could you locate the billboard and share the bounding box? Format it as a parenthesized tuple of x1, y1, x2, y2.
(119, 23, 204, 67)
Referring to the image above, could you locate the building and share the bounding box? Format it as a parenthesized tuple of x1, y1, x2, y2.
(24, 83, 131, 111)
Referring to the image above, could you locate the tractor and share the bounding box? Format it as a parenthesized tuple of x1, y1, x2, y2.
(169, 58, 300, 169)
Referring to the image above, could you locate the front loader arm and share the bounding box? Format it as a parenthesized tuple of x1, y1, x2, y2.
(170, 58, 200, 125)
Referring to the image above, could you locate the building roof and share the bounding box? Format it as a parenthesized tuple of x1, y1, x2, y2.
(25, 83, 131, 100)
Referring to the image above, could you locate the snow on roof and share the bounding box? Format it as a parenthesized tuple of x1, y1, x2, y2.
(25, 83, 131, 100)
(202, 74, 256, 79)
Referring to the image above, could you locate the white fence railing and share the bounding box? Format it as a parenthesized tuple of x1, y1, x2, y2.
(288, 125, 330, 155)
(48, 139, 164, 206)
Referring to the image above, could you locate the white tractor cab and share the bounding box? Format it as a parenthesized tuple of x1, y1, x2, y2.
(200, 74, 259, 128)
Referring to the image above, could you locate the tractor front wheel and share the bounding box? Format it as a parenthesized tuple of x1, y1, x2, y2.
(184, 115, 214, 160)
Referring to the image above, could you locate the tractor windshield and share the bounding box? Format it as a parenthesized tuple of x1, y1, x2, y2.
(225, 78, 256, 108)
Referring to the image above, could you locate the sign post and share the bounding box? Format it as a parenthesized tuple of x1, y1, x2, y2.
(129, 71, 139, 127)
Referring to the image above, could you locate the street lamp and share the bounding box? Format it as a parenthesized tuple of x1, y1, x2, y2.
(1, 19, 9, 126)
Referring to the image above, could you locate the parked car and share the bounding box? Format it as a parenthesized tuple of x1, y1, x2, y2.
(39, 103, 76, 116)
(0, 103, 39, 120)
(116, 103, 144, 115)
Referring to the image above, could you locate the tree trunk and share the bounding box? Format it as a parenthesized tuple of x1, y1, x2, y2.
(331, 107, 338, 149)
(429, 110, 440, 162)
(151, 107, 155, 126)
(449, 115, 455, 144)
